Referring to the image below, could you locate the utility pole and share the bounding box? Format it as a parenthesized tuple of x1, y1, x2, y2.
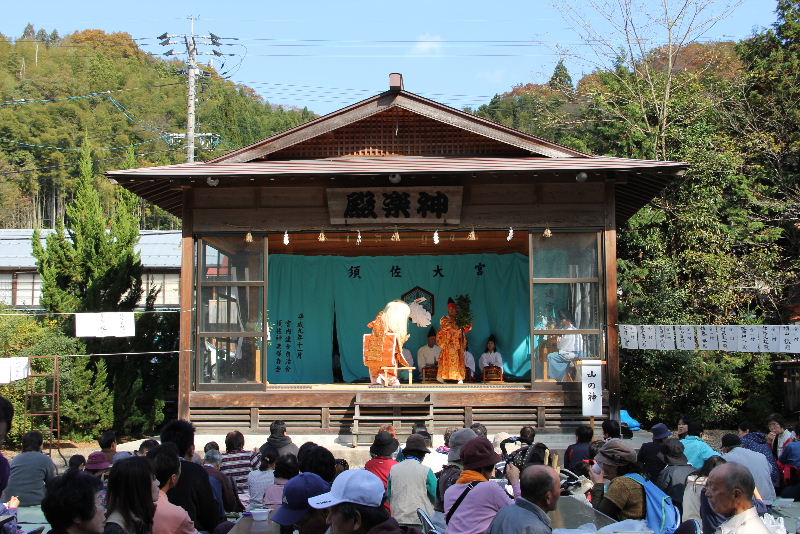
(158, 17, 227, 163)
(186, 16, 197, 162)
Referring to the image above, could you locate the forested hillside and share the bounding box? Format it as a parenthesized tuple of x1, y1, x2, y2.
(0, 25, 315, 229)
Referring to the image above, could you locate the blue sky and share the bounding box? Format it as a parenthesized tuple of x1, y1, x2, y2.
(2, 0, 778, 115)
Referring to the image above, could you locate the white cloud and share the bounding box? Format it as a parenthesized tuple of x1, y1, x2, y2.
(409, 34, 444, 56)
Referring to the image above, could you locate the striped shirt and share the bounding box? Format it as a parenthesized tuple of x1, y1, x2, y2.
(219, 451, 254, 493)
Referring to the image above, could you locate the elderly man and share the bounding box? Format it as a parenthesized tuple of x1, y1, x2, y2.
(487, 465, 559, 534)
(705, 463, 770, 533)
(720, 433, 776, 505)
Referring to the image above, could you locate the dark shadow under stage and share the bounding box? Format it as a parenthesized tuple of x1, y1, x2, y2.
(188, 382, 607, 436)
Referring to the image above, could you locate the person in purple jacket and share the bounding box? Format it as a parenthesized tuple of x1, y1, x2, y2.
(443, 437, 520, 534)
(0, 396, 13, 494)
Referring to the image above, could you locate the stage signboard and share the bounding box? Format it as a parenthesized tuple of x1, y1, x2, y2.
(581, 360, 603, 417)
(327, 186, 463, 224)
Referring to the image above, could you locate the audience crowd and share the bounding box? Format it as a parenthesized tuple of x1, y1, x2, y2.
(0, 393, 796, 534)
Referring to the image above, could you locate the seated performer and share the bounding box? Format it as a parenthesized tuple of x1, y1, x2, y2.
(436, 297, 471, 384)
(464, 345, 476, 380)
(479, 335, 503, 370)
(417, 327, 441, 369)
(547, 310, 583, 381)
(364, 300, 413, 386)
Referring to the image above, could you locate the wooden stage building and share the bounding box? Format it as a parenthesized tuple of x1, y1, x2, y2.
(108, 74, 686, 436)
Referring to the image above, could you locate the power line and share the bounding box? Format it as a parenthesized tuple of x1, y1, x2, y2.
(0, 82, 184, 107)
(0, 147, 185, 176)
(0, 135, 168, 152)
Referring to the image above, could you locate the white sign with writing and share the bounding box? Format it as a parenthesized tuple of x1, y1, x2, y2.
(619, 325, 639, 349)
(656, 325, 676, 350)
(698, 325, 719, 350)
(75, 312, 136, 337)
(581, 361, 603, 417)
(676, 325, 697, 350)
(780, 325, 800, 353)
(640, 325, 658, 350)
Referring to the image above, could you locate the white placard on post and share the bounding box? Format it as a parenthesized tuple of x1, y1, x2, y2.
(581, 361, 603, 417)
(676, 325, 698, 350)
(619, 325, 639, 349)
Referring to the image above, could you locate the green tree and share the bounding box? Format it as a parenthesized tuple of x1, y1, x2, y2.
(548, 59, 573, 92)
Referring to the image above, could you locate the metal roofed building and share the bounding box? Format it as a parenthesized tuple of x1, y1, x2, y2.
(0, 229, 182, 308)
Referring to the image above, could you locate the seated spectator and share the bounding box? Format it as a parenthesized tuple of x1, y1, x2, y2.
(42, 471, 105, 534)
(767, 412, 796, 459)
(388, 435, 437, 528)
(271, 473, 330, 534)
(113, 452, 133, 464)
(705, 463, 771, 533)
(365, 431, 399, 490)
(308, 469, 419, 534)
(417, 426, 447, 473)
(98, 431, 117, 465)
(104, 455, 158, 534)
(85, 451, 112, 505)
(334, 459, 349, 478)
(589, 440, 645, 521)
(204, 442, 219, 453)
(149, 443, 197, 534)
(638, 423, 670, 481)
(655, 438, 695, 511)
(137, 440, 159, 457)
(443, 437, 521, 534)
(202, 451, 232, 518)
(683, 456, 726, 524)
(565, 425, 594, 472)
(219, 431, 253, 493)
(263, 454, 299, 509)
(0, 396, 14, 496)
(260, 420, 299, 460)
(2, 430, 56, 506)
(720, 433, 776, 505)
(501, 426, 549, 468)
(67, 455, 86, 473)
(437, 427, 459, 456)
(469, 423, 487, 439)
(247, 444, 277, 510)
(435, 428, 477, 516)
(488, 465, 559, 534)
(300, 445, 336, 484)
(737, 421, 780, 488)
(160, 419, 224, 533)
(602, 419, 622, 441)
(679, 416, 717, 469)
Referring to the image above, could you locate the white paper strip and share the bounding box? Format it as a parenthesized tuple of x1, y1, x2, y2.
(780, 325, 800, 353)
(676, 325, 697, 350)
(75, 312, 135, 337)
(581, 361, 603, 416)
(656, 325, 676, 350)
(762, 325, 780, 353)
(619, 325, 639, 349)
(741, 325, 760, 352)
(698, 325, 719, 350)
(718, 325, 739, 352)
(640, 325, 658, 350)
(0, 357, 30, 384)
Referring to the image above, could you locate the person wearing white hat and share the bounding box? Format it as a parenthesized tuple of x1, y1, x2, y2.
(308, 469, 421, 534)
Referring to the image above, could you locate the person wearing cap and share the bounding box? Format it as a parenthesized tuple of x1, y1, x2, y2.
(417, 327, 441, 370)
(308, 469, 420, 534)
(487, 465, 559, 534)
(588, 440, 646, 521)
(637, 422, 670, 481)
(720, 433, 776, 505)
(435, 428, 478, 515)
(443, 437, 521, 534)
(387, 434, 436, 528)
(654, 438, 695, 510)
(436, 297, 471, 384)
(365, 431, 399, 490)
(272, 472, 331, 534)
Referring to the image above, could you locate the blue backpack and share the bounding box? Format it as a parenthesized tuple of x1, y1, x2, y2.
(624, 473, 681, 534)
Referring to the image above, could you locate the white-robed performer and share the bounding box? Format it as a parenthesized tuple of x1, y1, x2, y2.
(364, 299, 431, 386)
(416, 327, 441, 369)
(478, 334, 503, 370)
(547, 310, 583, 380)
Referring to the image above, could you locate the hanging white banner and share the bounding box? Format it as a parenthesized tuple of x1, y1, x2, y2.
(581, 361, 603, 417)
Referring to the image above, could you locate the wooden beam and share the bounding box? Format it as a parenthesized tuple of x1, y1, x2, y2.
(604, 179, 620, 419)
(178, 187, 194, 421)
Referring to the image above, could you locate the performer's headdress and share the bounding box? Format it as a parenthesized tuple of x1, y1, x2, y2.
(427, 327, 437, 337)
(447, 297, 457, 311)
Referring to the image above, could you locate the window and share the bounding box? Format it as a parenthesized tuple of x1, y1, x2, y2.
(139, 272, 181, 306)
(15, 273, 41, 306)
(530, 233, 604, 382)
(196, 236, 267, 388)
(0, 273, 11, 305)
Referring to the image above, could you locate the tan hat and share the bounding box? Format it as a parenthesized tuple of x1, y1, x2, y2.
(595, 440, 637, 467)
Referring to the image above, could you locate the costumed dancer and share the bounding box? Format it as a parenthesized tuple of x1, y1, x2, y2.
(364, 299, 431, 386)
(436, 297, 472, 384)
(547, 310, 583, 380)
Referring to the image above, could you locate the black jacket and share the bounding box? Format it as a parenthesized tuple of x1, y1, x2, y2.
(166, 459, 225, 532)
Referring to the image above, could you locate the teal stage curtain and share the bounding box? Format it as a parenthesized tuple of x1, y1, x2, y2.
(267, 253, 530, 383)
